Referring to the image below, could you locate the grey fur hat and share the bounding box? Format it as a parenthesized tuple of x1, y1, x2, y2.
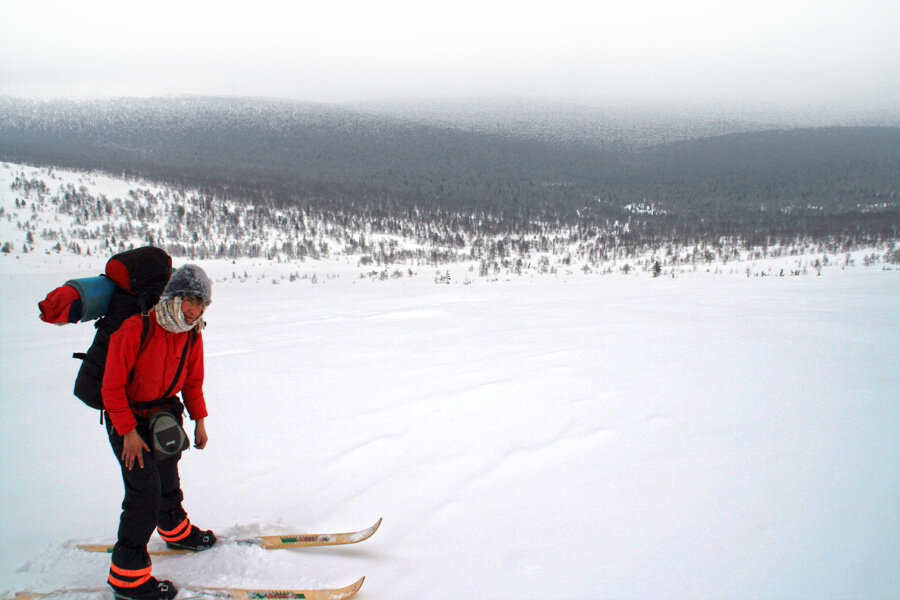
(162, 263, 212, 303)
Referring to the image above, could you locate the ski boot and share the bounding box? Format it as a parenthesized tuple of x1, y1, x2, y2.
(110, 575, 177, 600)
(164, 525, 217, 551)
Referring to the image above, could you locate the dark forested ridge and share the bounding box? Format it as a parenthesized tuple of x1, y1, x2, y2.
(1, 95, 898, 245)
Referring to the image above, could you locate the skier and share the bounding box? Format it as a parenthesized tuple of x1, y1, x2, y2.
(103, 264, 216, 600)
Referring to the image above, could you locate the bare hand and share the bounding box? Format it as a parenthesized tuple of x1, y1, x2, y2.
(122, 429, 150, 470)
(194, 418, 209, 450)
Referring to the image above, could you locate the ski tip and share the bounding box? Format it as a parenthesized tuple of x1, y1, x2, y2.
(347, 518, 382, 544)
(338, 577, 365, 600)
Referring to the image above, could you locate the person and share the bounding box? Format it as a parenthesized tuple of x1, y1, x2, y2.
(102, 263, 216, 600)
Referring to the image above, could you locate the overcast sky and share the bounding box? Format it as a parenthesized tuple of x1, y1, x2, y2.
(1, 0, 898, 115)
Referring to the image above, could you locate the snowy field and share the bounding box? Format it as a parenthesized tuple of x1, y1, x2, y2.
(1, 251, 898, 600)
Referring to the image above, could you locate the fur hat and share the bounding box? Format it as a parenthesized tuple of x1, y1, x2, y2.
(162, 263, 212, 304)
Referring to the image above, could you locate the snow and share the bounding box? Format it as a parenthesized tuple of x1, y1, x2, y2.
(0, 163, 898, 598)
(1, 256, 898, 599)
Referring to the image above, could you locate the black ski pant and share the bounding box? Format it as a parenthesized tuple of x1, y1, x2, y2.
(105, 411, 189, 570)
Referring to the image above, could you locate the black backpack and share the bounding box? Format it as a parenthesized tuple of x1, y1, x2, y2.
(71, 247, 173, 410)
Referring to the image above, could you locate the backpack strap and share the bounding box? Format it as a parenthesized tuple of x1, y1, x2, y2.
(160, 327, 195, 399)
(125, 314, 153, 386)
(91, 314, 153, 425)
(75, 299, 150, 362)
(137, 313, 152, 355)
(131, 327, 197, 413)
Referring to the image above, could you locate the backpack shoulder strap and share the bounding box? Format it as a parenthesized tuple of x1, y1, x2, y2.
(137, 313, 152, 355)
(159, 327, 196, 400)
(130, 325, 196, 413)
(125, 314, 152, 383)
(97, 314, 155, 425)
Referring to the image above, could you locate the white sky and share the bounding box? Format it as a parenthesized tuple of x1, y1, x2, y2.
(1, 0, 898, 114)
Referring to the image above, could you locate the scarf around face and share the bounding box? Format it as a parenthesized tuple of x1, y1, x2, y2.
(155, 296, 205, 333)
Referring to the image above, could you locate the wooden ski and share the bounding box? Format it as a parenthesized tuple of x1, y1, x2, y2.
(76, 519, 382, 556)
(12, 577, 365, 600)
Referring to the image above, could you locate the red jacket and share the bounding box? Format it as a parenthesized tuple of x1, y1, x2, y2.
(102, 310, 207, 435)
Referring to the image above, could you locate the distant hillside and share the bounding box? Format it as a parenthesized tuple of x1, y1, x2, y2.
(0, 96, 602, 212)
(1, 96, 898, 242)
(352, 98, 900, 147)
(351, 98, 788, 148)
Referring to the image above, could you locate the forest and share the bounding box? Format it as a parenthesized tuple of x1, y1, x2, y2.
(1, 96, 898, 273)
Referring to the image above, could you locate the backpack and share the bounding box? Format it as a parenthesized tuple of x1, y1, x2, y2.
(39, 246, 173, 410)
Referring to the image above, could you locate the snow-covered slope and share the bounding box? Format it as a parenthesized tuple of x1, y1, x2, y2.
(0, 161, 898, 598)
(1, 250, 898, 599)
(3, 161, 897, 283)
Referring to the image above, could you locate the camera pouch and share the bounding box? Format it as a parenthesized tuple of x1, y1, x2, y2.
(149, 410, 190, 460)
